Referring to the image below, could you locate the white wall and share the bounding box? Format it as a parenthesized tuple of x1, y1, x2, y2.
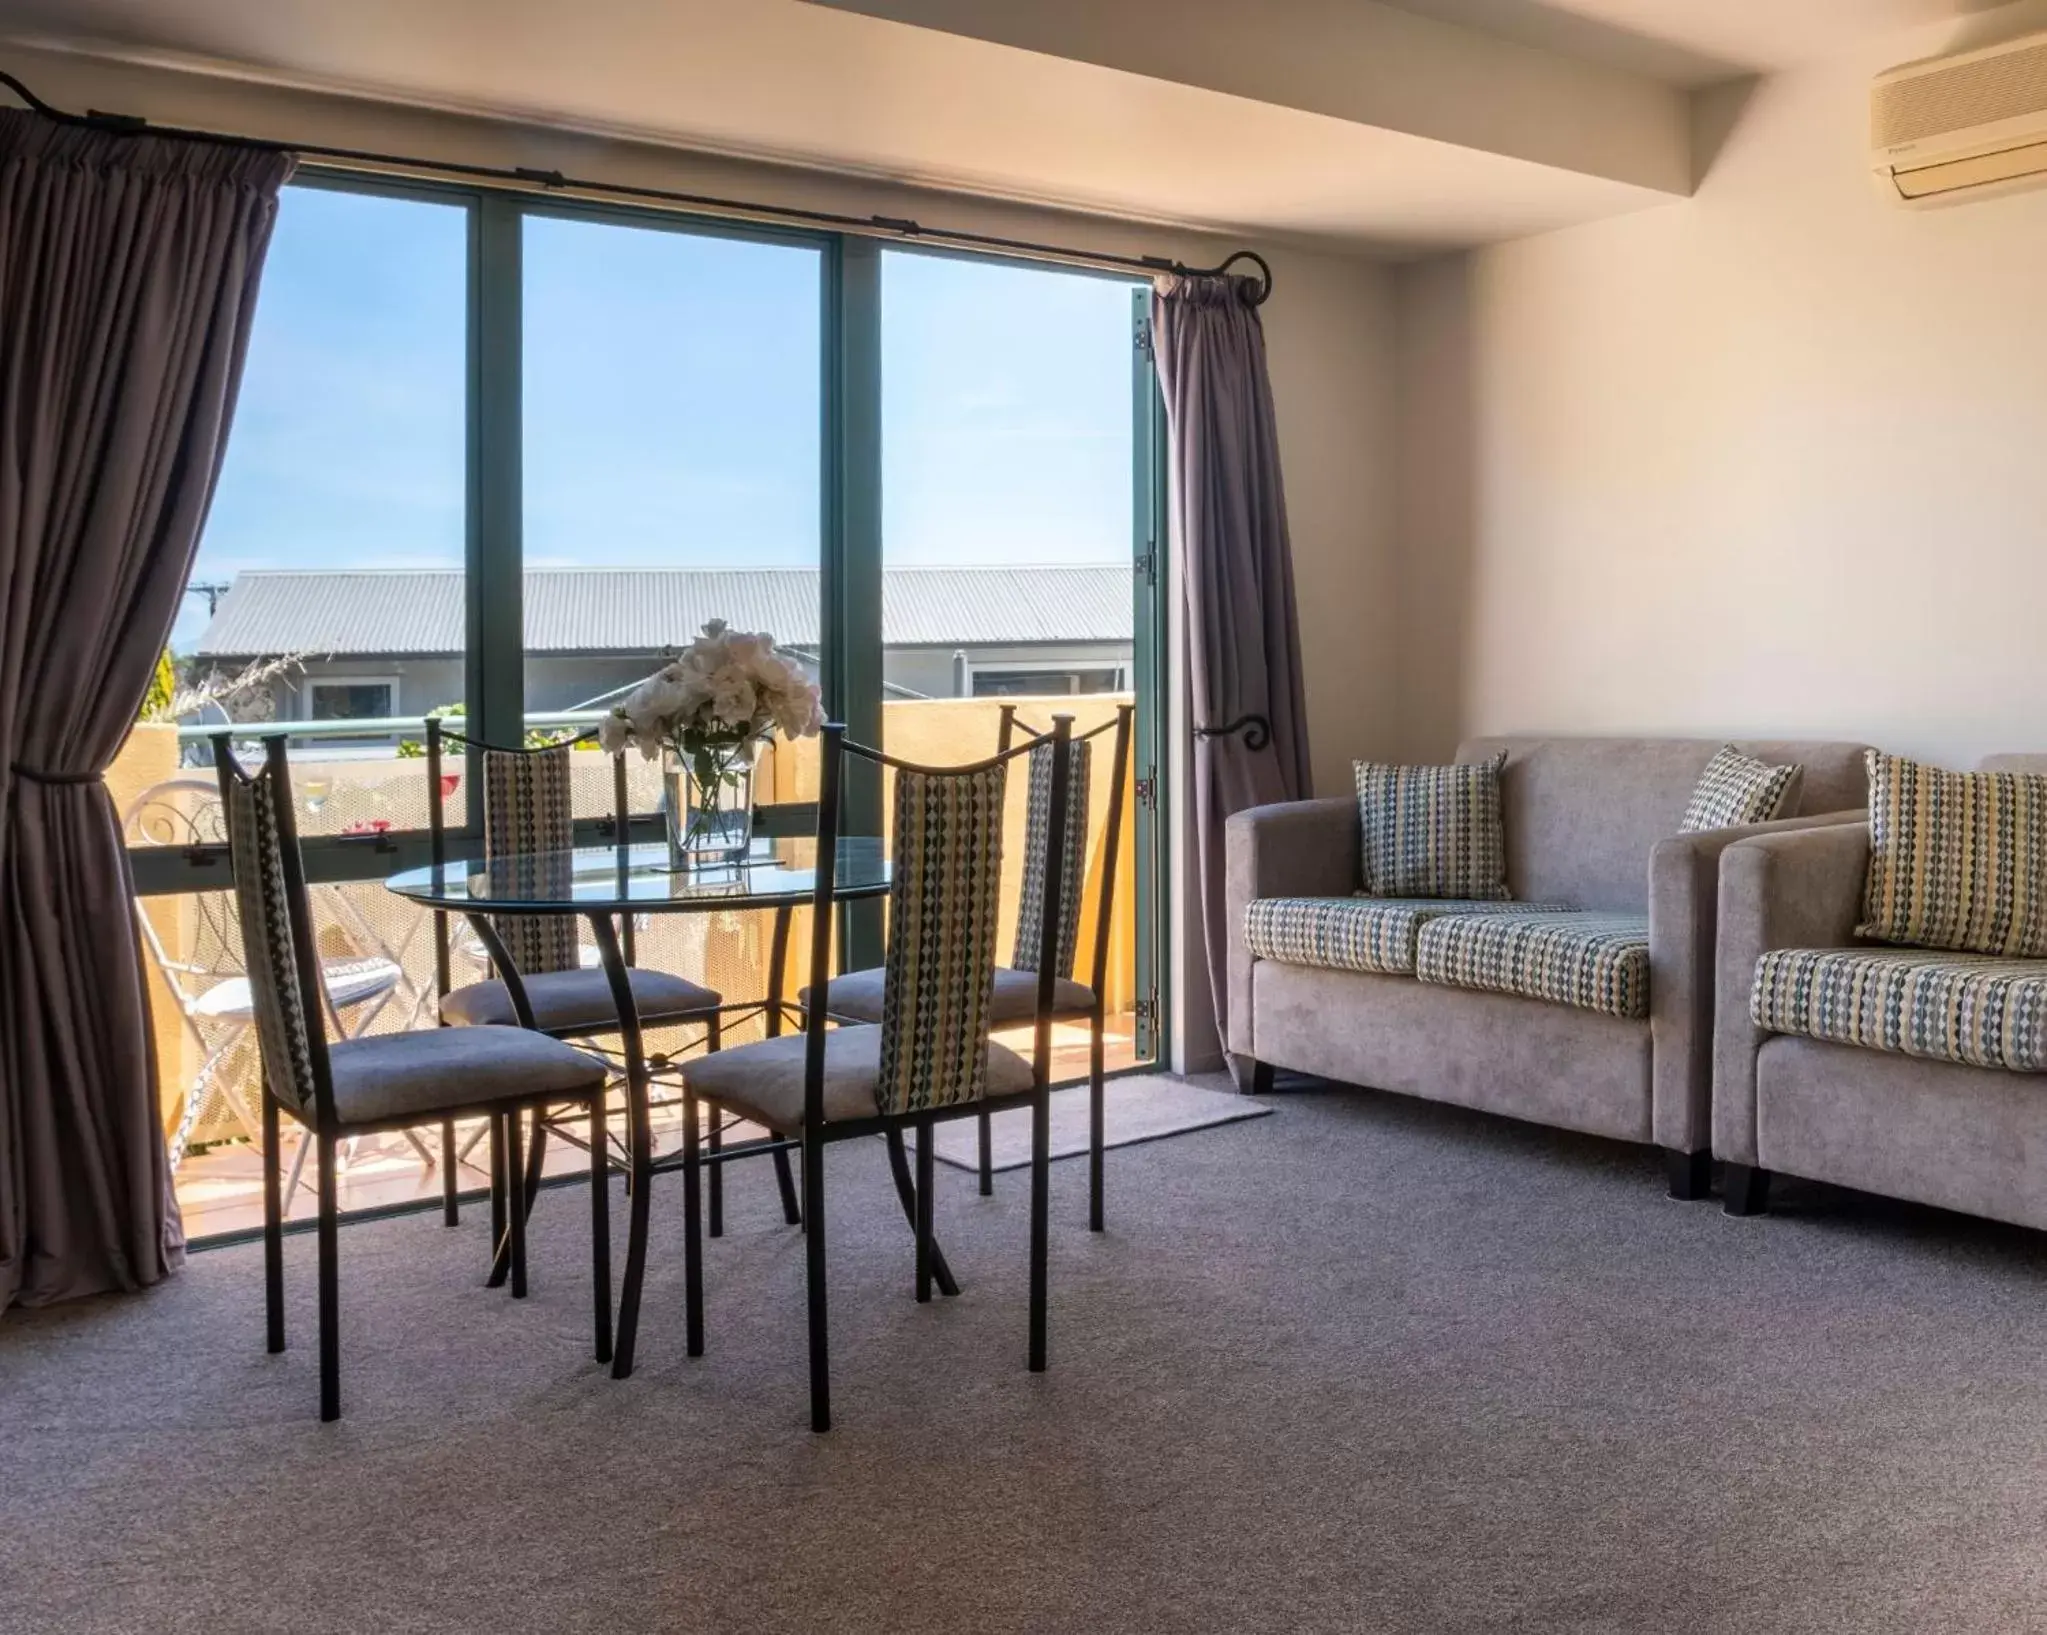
(1393, 6, 2047, 769)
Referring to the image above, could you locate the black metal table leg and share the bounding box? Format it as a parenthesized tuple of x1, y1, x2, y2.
(593, 910, 669, 1378)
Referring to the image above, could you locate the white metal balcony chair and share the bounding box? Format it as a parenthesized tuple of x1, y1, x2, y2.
(676, 717, 1077, 1432)
(123, 778, 408, 1180)
(214, 733, 616, 1422)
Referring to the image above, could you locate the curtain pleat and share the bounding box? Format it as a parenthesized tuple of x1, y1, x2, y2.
(0, 112, 294, 1309)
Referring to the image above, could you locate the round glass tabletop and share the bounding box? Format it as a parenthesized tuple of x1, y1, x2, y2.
(385, 838, 890, 914)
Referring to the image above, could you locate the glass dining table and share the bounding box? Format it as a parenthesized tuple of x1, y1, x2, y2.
(385, 837, 897, 1377)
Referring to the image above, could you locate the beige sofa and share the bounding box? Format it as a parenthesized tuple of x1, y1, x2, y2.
(1713, 753, 2047, 1222)
(1227, 736, 1870, 1197)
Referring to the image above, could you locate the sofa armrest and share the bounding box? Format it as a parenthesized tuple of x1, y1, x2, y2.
(1710, 822, 1871, 1165)
(1224, 797, 1359, 1057)
(1648, 809, 1868, 1155)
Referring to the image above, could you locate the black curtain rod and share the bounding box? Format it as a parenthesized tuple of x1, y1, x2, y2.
(0, 66, 1273, 304)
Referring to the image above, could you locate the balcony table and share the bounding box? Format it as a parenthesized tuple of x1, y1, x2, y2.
(385, 837, 892, 1377)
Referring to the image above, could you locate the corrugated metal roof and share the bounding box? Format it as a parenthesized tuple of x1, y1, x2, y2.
(195, 566, 1132, 657)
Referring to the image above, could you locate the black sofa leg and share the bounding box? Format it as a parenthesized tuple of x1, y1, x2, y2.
(1724, 1164, 1772, 1217)
(1664, 1148, 1712, 1202)
(1249, 1059, 1275, 1096)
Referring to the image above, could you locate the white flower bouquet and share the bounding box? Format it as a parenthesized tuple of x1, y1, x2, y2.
(599, 620, 824, 865)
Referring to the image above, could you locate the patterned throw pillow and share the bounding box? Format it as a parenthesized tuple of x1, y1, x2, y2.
(1353, 752, 1511, 901)
(1858, 751, 2047, 958)
(1678, 746, 1804, 834)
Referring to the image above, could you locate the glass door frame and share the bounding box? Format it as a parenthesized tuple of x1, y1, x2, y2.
(126, 170, 1173, 1077)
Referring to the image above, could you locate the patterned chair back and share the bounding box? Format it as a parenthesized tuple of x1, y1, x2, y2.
(874, 759, 1010, 1117)
(217, 739, 329, 1122)
(1012, 737, 1091, 977)
(482, 744, 580, 978)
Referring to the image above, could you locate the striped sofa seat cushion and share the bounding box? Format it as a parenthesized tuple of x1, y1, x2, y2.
(1243, 896, 1561, 977)
(1752, 947, 2047, 1074)
(1415, 910, 1651, 1019)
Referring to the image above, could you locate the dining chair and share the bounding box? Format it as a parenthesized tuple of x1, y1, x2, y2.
(423, 719, 796, 1255)
(678, 717, 1076, 1432)
(805, 703, 1132, 1229)
(213, 733, 616, 1422)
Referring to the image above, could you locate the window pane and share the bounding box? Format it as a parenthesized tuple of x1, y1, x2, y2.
(879, 250, 1143, 1079)
(120, 184, 470, 844)
(522, 214, 825, 1033)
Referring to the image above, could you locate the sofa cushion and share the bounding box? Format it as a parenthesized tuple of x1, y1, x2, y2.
(1416, 910, 1651, 1019)
(1679, 745, 1804, 833)
(1752, 947, 2047, 1074)
(1352, 752, 1510, 901)
(1859, 751, 2047, 958)
(1243, 895, 1564, 977)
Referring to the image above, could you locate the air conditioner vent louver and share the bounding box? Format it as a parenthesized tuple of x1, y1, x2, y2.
(1872, 37, 2047, 149)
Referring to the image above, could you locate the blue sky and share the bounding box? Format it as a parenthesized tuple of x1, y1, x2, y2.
(177, 185, 1137, 650)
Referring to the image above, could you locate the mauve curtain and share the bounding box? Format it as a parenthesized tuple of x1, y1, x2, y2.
(0, 112, 293, 1310)
(1151, 274, 1311, 1079)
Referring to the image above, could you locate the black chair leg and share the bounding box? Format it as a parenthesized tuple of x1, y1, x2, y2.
(1028, 1080, 1050, 1374)
(1088, 1008, 1106, 1232)
(316, 1128, 341, 1422)
(977, 1108, 994, 1197)
(1724, 1164, 1772, 1218)
(486, 1114, 509, 1289)
(705, 1013, 724, 1238)
(521, 1111, 548, 1223)
(590, 1093, 612, 1364)
(261, 1089, 285, 1354)
(772, 1145, 802, 1227)
(804, 1129, 830, 1433)
(885, 1127, 959, 1297)
(1665, 1147, 1713, 1202)
(441, 1119, 459, 1226)
(915, 1119, 935, 1304)
(681, 1087, 704, 1358)
(503, 1110, 529, 1300)
(707, 1111, 724, 1239)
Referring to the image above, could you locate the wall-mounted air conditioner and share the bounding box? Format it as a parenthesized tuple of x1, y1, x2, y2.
(1872, 30, 2047, 204)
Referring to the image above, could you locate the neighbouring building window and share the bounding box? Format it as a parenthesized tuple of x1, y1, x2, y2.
(308, 680, 397, 721)
(972, 667, 1124, 697)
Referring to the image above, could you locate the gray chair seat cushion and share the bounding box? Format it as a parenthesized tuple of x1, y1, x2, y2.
(682, 1025, 1035, 1133)
(441, 967, 721, 1032)
(802, 965, 1095, 1025)
(326, 1028, 609, 1127)
(1753, 946, 2047, 1073)
(1416, 910, 1651, 1019)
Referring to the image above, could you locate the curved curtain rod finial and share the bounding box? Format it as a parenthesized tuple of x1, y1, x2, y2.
(1192, 714, 1273, 752)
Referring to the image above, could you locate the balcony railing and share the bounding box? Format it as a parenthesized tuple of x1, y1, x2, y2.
(114, 695, 1142, 1239)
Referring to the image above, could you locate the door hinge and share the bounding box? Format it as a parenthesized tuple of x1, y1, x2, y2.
(1134, 766, 1158, 810)
(1134, 320, 1153, 361)
(1134, 989, 1160, 1031)
(1135, 545, 1156, 587)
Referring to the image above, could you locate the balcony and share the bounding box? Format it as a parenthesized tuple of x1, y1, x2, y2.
(114, 695, 1144, 1240)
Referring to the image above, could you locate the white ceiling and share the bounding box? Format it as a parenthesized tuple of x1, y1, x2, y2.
(1382, 0, 2009, 84)
(0, 0, 1680, 253)
(0, 0, 2018, 253)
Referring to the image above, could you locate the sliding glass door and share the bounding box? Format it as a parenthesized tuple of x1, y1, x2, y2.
(878, 249, 1166, 1074)
(121, 172, 1165, 1240)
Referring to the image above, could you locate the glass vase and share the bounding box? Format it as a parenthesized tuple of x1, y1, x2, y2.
(662, 741, 755, 871)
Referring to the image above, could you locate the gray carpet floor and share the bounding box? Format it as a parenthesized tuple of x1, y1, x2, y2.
(8, 1079, 2047, 1635)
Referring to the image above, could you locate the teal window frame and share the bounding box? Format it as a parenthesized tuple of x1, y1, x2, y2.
(127, 169, 1170, 1064)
